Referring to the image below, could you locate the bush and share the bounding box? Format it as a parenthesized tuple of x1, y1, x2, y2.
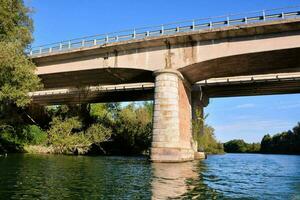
(86, 124, 111, 144)
(112, 104, 152, 155)
(47, 117, 112, 154)
(22, 125, 47, 145)
(0, 125, 24, 152)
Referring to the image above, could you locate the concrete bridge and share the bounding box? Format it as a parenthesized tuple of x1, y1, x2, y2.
(29, 7, 300, 162)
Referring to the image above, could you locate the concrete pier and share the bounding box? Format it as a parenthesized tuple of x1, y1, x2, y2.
(150, 69, 195, 162)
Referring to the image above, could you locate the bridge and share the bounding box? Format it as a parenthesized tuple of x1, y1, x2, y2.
(29, 6, 300, 162)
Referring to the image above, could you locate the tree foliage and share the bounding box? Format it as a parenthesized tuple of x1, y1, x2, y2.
(197, 124, 224, 154)
(47, 117, 111, 154)
(90, 102, 152, 155)
(192, 110, 224, 154)
(224, 139, 260, 153)
(260, 123, 300, 154)
(0, 0, 41, 152)
(0, 0, 40, 107)
(0, 0, 33, 46)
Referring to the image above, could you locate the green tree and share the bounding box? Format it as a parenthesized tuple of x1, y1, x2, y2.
(0, 0, 41, 152)
(0, 0, 40, 107)
(223, 139, 260, 153)
(260, 123, 300, 154)
(47, 117, 112, 154)
(197, 124, 224, 154)
(112, 103, 152, 154)
(192, 110, 224, 154)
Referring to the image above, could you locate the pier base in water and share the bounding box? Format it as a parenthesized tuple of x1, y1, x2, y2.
(194, 152, 206, 160)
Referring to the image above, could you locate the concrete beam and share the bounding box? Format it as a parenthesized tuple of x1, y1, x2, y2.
(30, 72, 300, 105)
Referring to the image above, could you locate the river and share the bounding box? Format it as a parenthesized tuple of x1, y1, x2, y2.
(0, 153, 299, 199)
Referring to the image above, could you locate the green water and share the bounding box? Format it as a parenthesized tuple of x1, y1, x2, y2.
(0, 154, 299, 199)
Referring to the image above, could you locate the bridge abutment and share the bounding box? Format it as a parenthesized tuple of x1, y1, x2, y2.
(150, 69, 196, 162)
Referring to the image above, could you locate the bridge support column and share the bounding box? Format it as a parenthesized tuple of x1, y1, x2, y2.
(151, 69, 195, 162)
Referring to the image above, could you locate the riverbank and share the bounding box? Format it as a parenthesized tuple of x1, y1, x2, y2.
(23, 145, 54, 154)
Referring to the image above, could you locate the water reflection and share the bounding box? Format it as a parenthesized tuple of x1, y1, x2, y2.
(1, 154, 300, 199)
(151, 162, 198, 199)
(0, 154, 152, 199)
(151, 161, 222, 199)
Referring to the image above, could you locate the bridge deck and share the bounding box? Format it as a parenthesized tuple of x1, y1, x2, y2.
(30, 72, 300, 105)
(29, 6, 300, 57)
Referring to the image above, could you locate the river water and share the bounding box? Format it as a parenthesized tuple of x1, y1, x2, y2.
(0, 153, 299, 199)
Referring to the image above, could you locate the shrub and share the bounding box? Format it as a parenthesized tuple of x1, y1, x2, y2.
(47, 117, 112, 154)
(22, 125, 47, 145)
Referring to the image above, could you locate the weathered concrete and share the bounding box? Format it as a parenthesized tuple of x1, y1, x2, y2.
(151, 69, 195, 162)
(194, 152, 206, 160)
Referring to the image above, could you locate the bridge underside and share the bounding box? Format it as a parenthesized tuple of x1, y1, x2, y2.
(180, 47, 300, 83)
(31, 84, 154, 105)
(31, 73, 300, 105)
(39, 68, 154, 89)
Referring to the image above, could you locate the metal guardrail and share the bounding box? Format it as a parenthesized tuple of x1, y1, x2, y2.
(197, 73, 300, 86)
(28, 5, 300, 56)
(29, 83, 154, 96)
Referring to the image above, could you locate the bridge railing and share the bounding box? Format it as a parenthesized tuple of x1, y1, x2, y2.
(27, 5, 300, 56)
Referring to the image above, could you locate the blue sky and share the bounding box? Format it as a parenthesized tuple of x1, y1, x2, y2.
(25, 0, 300, 143)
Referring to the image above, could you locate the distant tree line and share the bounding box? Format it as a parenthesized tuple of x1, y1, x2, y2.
(223, 140, 260, 153)
(260, 123, 300, 154)
(224, 123, 300, 154)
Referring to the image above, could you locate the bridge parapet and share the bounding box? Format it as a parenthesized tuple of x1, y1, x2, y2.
(28, 5, 300, 57)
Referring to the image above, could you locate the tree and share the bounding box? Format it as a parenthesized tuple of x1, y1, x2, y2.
(223, 139, 260, 153)
(260, 123, 300, 154)
(0, 0, 40, 107)
(192, 110, 224, 154)
(47, 117, 112, 154)
(0, 1, 41, 152)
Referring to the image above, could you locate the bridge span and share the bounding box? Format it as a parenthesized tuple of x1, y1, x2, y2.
(29, 7, 300, 162)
